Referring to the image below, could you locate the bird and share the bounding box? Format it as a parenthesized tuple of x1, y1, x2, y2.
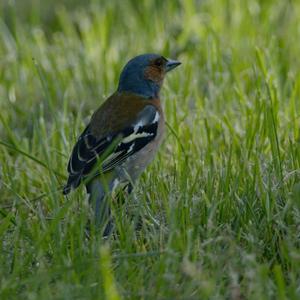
(63, 53, 181, 234)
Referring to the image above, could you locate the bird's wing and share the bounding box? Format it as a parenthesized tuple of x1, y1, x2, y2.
(63, 105, 159, 194)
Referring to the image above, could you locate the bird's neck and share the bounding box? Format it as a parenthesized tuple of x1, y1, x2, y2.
(118, 79, 161, 99)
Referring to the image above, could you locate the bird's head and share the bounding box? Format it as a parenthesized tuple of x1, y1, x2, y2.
(117, 53, 181, 99)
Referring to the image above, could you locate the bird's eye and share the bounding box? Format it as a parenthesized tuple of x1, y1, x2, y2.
(154, 58, 164, 67)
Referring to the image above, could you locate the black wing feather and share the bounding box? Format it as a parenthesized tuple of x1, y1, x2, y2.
(63, 105, 159, 195)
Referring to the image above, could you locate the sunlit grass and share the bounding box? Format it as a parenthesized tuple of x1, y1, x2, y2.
(0, 0, 300, 299)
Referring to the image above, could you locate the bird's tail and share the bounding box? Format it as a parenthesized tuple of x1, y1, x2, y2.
(86, 179, 113, 236)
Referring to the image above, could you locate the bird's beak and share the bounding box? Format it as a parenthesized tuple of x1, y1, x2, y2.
(165, 59, 181, 72)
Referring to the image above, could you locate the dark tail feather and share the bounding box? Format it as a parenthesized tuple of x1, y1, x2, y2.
(87, 180, 113, 236)
(63, 174, 82, 195)
(63, 185, 71, 195)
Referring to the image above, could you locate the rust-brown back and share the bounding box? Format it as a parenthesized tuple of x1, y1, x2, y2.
(90, 92, 162, 138)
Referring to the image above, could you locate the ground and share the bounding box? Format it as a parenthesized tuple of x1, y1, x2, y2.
(0, 0, 300, 299)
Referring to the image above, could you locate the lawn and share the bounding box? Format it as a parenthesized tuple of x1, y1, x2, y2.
(0, 0, 300, 299)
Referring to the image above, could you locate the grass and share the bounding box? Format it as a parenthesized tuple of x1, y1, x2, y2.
(0, 0, 300, 299)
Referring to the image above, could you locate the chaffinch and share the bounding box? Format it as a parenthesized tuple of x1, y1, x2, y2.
(63, 53, 181, 232)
